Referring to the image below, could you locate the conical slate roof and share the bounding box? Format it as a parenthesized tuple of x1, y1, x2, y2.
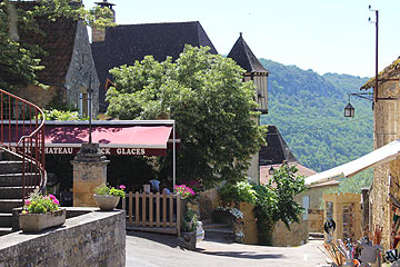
(227, 33, 268, 74)
(259, 125, 297, 166)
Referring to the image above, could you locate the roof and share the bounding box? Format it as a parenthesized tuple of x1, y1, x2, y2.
(91, 21, 218, 110)
(305, 138, 400, 186)
(227, 33, 268, 74)
(259, 125, 297, 165)
(308, 180, 339, 189)
(17, 2, 78, 86)
(260, 162, 316, 185)
(361, 57, 400, 90)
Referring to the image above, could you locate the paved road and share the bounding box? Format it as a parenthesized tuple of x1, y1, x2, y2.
(126, 231, 330, 267)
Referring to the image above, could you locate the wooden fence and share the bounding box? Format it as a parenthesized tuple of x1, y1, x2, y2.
(123, 191, 182, 236)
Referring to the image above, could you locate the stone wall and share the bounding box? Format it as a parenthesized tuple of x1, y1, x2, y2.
(271, 217, 308, 247)
(13, 84, 62, 108)
(199, 188, 220, 222)
(238, 202, 258, 245)
(0, 209, 125, 267)
(371, 78, 400, 249)
(323, 193, 362, 242)
(297, 183, 339, 232)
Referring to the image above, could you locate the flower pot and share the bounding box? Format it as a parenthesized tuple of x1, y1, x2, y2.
(19, 208, 66, 233)
(93, 194, 120, 211)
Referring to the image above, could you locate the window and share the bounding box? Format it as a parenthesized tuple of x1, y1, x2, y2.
(302, 195, 310, 220)
(79, 92, 88, 117)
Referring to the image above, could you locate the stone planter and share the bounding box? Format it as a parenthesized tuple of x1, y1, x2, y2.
(180, 231, 197, 250)
(19, 208, 66, 233)
(93, 194, 120, 211)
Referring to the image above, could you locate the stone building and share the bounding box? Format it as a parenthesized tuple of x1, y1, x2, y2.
(91, 17, 217, 112)
(12, 2, 100, 117)
(360, 57, 400, 248)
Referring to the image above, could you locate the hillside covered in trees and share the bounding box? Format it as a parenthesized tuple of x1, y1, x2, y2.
(260, 59, 373, 181)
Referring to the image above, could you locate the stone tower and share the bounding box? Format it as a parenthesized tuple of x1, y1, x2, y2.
(228, 33, 269, 184)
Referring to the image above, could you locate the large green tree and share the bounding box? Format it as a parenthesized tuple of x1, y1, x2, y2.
(0, 0, 114, 92)
(106, 45, 266, 188)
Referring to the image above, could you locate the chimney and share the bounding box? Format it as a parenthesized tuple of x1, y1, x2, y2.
(92, 0, 115, 43)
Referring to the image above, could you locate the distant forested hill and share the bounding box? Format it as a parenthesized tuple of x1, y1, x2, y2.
(259, 58, 373, 176)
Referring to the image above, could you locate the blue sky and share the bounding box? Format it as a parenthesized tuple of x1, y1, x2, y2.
(84, 0, 400, 78)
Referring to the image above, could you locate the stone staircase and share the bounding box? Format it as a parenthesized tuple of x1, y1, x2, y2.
(0, 157, 37, 236)
(203, 223, 235, 243)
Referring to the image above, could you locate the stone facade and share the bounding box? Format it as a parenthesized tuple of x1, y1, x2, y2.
(13, 21, 99, 117)
(0, 209, 125, 267)
(323, 193, 362, 242)
(369, 78, 400, 249)
(71, 144, 109, 207)
(65, 21, 100, 117)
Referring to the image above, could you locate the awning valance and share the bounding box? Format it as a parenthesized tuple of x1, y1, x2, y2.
(305, 139, 400, 186)
(5, 120, 176, 156)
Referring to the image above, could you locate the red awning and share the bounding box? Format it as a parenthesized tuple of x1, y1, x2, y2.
(43, 125, 172, 156)
(5, 121, 175, 156)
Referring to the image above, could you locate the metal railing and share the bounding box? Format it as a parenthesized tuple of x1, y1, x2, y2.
(0, 89, 46, 201)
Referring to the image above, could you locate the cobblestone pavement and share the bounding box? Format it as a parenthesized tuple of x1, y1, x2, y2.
(126, 231, 330, 267)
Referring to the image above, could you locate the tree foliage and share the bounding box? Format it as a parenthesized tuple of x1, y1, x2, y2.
(218, 164, 305, 245)
(253, 164, 305, 244)
(0, 0, 114, 91)
(106, 45, 266, 187)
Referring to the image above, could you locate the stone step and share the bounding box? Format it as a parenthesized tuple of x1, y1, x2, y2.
(0, 161, 23, 174)
(203, 223, 232, 230)
(309, 232, 324, 239)
(0, 227, 12, 236)
(0, 199, 23, 213)
(0, 186, 36, 199)
(204, 227, 235, 243)
(204, 227, 234, 234)
(0, 173, 38, 187)
(0, 213, 15, 227)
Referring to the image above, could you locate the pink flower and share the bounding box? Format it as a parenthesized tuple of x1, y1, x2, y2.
(48, 194, 59, 206)
(119, 185, 126, 190)
(24, 200, 31, 206)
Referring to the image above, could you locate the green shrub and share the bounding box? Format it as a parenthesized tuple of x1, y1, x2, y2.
(94, 184, 126, 198)
(183, 208, 198, 232)
(218, 181, 256, 205)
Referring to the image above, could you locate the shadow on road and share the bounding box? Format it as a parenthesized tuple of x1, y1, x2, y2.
(127, 230, 180, 248)
(201, 250, 284, 260)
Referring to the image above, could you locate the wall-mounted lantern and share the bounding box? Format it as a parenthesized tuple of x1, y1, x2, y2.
(344, 102, 355, 118)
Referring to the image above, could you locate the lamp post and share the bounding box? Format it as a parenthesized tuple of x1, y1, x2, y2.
(369, 5, 379, 103)
(87, 76, 93, 144)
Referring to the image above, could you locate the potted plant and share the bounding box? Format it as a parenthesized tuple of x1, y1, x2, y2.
(93, 184, 126, 211)
(19, 193, 66, 232)
(180, 208, 199, 250)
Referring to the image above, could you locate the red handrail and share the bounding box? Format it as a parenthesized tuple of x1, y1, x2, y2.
(0, 89, 46, 200)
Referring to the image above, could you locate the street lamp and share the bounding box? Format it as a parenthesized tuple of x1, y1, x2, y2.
(344, 102, 355, 118)
(268, 166, 275, 175)
(344, 94, 355, 118)
(87, 76, 93, 144)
